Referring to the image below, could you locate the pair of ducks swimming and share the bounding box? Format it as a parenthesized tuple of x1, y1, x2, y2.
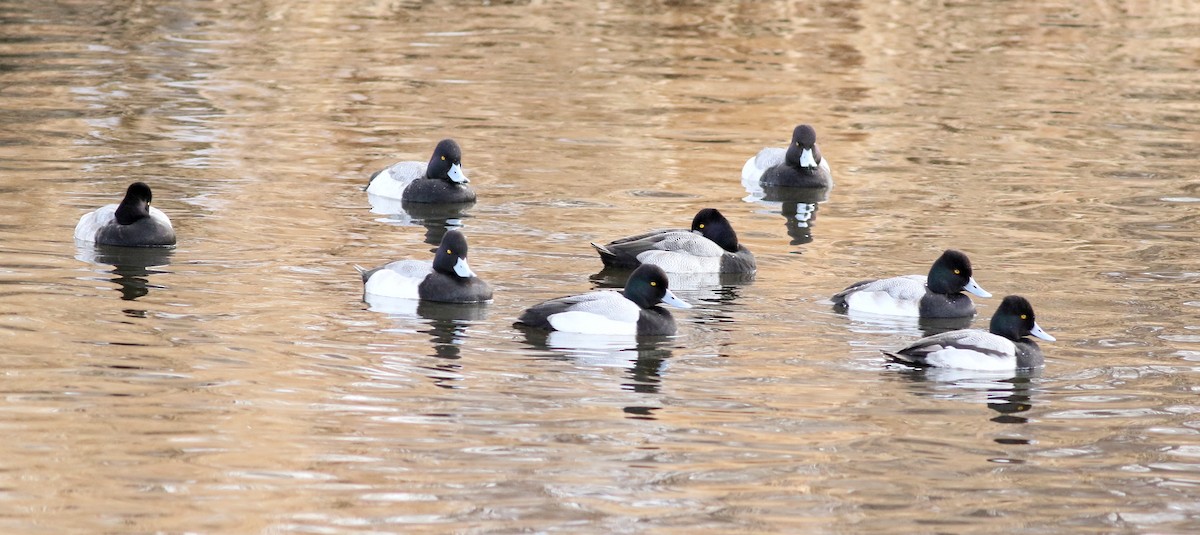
(73, 125, 1054, 372)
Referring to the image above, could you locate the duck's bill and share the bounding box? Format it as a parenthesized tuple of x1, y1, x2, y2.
(963, 277, 992, 298)
(448, 163, 469, 184)
(454, 257, 476, 278)
(660, 289, 692, 309)
(799, 147, 817, 168)
(1030, 321, 1056, 341)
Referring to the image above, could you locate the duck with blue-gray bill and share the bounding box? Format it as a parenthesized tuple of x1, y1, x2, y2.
(355, 230, 492, 303)
(74, 182, 176, 247)
(590, 208, 756, 274)
(742, 124, 832, 188)
(516, 264, 692, 336)
(883, 295, 1056, 370)
(832, 249, 991, 318)
(367, 139, 476, 204)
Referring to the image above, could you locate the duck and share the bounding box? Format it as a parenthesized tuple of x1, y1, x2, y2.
(831, 249, 991, 318)
(355, 230, 492, 303)
(882, 295, 1056, 370)
(74, 182, 176, 247)
(516, 263, 692, 336)
(589, 208, 756, 274)
(741, 124, 833, 188)
(366, 139, 476, 204)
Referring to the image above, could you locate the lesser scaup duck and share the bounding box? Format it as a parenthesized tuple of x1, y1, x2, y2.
(832, 249, 992, 318)
(366, 139, 476, 204)
(590, 208, 756, 274)
(883, 295, 1056, 370)
(516, 264, 692, 336)
(74, 182, 176, 247)
(742, 124, 833, 188)
(355, 230, 492, 303)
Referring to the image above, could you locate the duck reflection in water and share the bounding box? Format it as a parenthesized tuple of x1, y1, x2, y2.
(890, 365, 1040, 425)
(367, 195, 475, 246)
(843, 310, 975, 340)
(589, 266, 753, 307)
(519, 327, 674, 405)
(75, 243, 173, 302)
(367, 295, 488, 389)
(741, 183, 829, 246)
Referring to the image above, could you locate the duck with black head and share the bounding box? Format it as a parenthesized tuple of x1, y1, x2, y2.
(742, 124, 833, 189)
(367, 139, 476, 204)
(516, 264, 692, 336)
(355, 230, 492, 304)
(883, 295, 1057, 370)
(590, 208, 756, 274)
(74, 182, 176, 247)
(832, 249, 992, 319)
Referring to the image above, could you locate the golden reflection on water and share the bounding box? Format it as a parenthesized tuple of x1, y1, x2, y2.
(0, 0, 1199, 532)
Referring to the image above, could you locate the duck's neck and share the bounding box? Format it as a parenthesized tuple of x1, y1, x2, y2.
(115, 201, 150, 225)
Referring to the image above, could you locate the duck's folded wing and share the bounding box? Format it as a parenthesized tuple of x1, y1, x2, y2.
(833, 274, 925, 302)
(519, 291, 639, 330)
(362, 260, 432, 298)
(366, 161, 426, 197)
(884, 330, 1015, 367)
(592, 229, 686, 268)
(73, 204, 117, 242)
(741, 147, 785, 183)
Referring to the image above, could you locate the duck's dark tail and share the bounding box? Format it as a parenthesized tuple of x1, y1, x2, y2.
(590, 242, 639, 268)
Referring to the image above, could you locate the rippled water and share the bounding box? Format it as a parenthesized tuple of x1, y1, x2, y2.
(2, 0, 1199, 532)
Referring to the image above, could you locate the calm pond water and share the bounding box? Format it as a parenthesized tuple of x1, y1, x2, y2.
(2, 0, 1199, 532)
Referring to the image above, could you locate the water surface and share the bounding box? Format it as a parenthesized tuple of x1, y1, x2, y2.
(2, 0, 1199, 532)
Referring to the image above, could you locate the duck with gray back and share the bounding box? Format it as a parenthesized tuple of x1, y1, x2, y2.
(832, 249, 991, 318)
(356, 229, 492, 303)
(74, 182, 176, 247)
(883, 295, 1056, 370)
(367, 139, 476, 204)
(742, 124, 833, 188)
(590, 208, 756, 274)
(516, 264, 692, 336)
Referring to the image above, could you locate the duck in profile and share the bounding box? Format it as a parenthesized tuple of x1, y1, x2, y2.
(366, 139, 476, 204)
(355, 230, 492, 303)
(590, 208, 756, 274)
(741, 124, 832, 188)
(882, 295, 1056, 370)
(74, 182, 176, 247)
(516, 264, 691, 336)
(832, 249, 991, 319)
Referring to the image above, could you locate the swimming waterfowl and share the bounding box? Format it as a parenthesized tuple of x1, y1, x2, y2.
(516, 264, 691, 336)
(356, 230, 492, 303)
(366, 139, 476, 204)
(832, 249, 991, 318)
(74, 182, 176, 247)
(882, 295, 1056, 370)
(590, 208, 756, 274)
(741, 124, 833, 188)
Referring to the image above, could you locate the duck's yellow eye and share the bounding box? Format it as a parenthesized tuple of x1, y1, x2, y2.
(650, 281, 657, 287)
(1020, 314, 1028, 320)
(446, 249, 453, 254)
(441, 155, 446, 161)
(698, 223, 705, 229)
(953, 269, 960, 275)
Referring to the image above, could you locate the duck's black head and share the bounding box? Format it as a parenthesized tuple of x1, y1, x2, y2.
(926, 249, 989, 298)
(432, 229, 475, 279)
(784, 124, 822, 170)
(115, 182, 154, 225)
(426, 139, 468, 184)
(990, 295, 1056, 342)
(690, 208, 739, 252)
(623, 263, 691, 310)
